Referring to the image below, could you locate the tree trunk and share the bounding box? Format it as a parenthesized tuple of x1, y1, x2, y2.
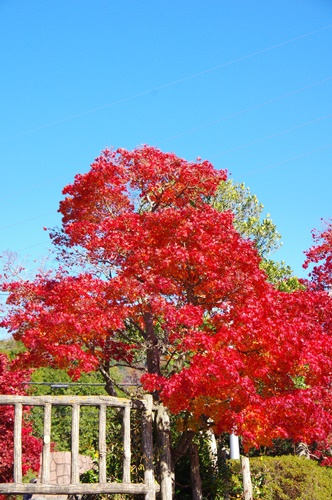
(99, 365, 117, 396)
(171, 429, 196, 464)
(143, 312, 161, 376)
(189, 443, 203, 500)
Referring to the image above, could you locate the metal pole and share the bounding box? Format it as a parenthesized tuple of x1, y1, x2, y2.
(230, 434, 240, 459)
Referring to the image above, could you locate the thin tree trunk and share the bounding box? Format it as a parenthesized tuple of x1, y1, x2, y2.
(143, 312, 161, 376)
(189, 443, 203, 500)
(171, 429, 196, 464)
(99, 365, 117, 396)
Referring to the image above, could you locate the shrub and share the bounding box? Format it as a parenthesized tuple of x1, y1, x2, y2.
(227, 456, 332, 499)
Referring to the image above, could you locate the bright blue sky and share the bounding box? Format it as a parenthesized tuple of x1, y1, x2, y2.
(1, 1, 332, 326)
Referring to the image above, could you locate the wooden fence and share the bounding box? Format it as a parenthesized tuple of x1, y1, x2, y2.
(0, 394, 159, 499)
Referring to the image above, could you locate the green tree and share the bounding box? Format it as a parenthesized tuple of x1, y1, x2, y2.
(211, 179, 281, 258)
(0, 337, 26, 359)
(212, 179, 303, 290)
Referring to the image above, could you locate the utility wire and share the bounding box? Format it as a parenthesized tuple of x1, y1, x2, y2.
(1, 23, 331, 142)
(0, 212, 54, 231)
(243, 143, 332, 175)
(1, 142, 331, 254)
(1, 21, 332, 244)
(1, 110, 331, 236)
(161, 75, 332, 143)
(1, 73, 331, 214)
(212, 113, 332, 158)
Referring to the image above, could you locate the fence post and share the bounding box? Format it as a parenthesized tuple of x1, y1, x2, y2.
(71, 404, 80, 484)
(13, 403, 23, 483)
(99, 404, 107, 483)
(241, 456, 253, 500)
(123, 403, 131, 483)
(142, 394, 156, 500)
(41, 403, 51, 483)
(156, 404, 173, 500)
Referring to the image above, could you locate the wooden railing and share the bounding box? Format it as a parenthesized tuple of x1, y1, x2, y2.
(0, 394, 158, 499)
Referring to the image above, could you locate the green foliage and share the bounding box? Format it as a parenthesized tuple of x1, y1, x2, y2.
(173, 432, 233, 499)
(30, 366, 146, 491)
(248, 438, 296, 458)
(0, 338, 26, 358)
(176, 442, 332, 499)
(196, 433, 235, 500)
(28, 366, 147, 500)
(78, 407, 126, 480)
(80, 408, 146, 500)
(227, 456, 332, 500)
(211, 180, 281, 258)
(260, 260, 305, 291)
(211, 180, 304, 289)
(27, 367, 110, 455)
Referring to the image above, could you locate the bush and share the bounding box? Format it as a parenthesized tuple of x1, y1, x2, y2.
(227, 456, 332, 499)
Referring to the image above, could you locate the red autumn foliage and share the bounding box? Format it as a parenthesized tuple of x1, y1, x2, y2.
(1, 145, 332, 451)
(304, 219, 332, 292)
(0, 353, 42, 488)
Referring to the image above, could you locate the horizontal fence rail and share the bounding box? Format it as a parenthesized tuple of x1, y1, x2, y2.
(0, 394, 158, 499)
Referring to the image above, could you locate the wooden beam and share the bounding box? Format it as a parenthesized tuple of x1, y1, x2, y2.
(0, 395, 132, 407)
(0, 482, 160, 495)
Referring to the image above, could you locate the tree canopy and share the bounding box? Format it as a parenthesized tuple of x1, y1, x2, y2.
(211, 178, 281, 258)
(1, 146, 332, 453)
(211, 178, 302, 291)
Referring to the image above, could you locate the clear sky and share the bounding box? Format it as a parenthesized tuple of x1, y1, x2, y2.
(1, 1, 332, 330)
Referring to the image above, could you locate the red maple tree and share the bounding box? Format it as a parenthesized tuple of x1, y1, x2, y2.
(0, 353, 42, 489)
(1, 146, 332, 462)
(304, 220, 332, 292)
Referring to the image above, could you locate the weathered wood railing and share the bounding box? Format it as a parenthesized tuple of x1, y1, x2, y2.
(0, 394, 159, 499)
